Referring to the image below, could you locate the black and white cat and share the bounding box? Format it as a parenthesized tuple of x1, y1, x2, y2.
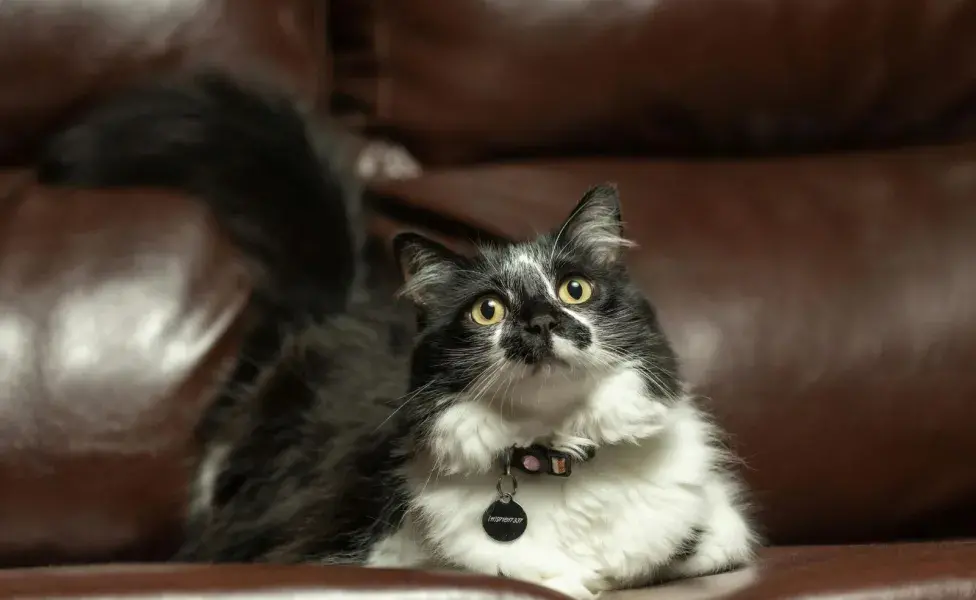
(39, 71, 756, 600)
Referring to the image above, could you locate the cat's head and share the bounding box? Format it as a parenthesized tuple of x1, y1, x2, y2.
(392, 183, 679, 424)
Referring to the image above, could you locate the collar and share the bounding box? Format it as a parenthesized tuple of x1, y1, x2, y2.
(509, 444, 596, 478)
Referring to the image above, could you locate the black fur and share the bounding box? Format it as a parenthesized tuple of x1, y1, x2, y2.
(38, 70, 360, 314)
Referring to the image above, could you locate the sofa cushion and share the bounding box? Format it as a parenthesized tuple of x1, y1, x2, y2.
(0, 0, 328, 164)
(0, 564, 568, 599)
(331, 0, 976, 165)
(0, 171, 250, 566)
(2, 543, 975, 599)
(367, 142, 976, 544)
(716, 542, 976, 600)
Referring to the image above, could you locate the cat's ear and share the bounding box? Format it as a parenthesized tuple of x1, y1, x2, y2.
(393, 232, 463, 304)
(555, 183, 634, 266)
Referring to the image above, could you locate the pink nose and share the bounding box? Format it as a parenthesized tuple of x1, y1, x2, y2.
(522, 455, 542, 472)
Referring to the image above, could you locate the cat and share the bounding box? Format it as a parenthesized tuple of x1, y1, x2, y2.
(38, 71, 757, 600)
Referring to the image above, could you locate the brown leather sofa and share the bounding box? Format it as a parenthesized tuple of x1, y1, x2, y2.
(2, 1, 976, 598)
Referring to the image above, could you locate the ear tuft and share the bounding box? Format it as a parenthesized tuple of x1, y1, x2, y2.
(555, 182, 633, 266)
(392, 232, 461, 304)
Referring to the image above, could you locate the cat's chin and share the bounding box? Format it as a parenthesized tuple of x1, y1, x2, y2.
(525, 355, 570, 374)
(503, 356, 585, 383)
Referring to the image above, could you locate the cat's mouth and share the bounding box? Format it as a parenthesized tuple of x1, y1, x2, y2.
(504, 331, 583, 371)
(524, 354, 570, 373)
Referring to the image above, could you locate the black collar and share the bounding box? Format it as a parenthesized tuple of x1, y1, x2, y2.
(509, 444, 596, 478)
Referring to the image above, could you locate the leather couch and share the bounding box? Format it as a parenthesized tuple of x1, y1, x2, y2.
(1, 0, 976, 598)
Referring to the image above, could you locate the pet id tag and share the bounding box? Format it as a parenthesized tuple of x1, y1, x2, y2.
(482, 496, 528, 542)
(483, 456, 527, 542)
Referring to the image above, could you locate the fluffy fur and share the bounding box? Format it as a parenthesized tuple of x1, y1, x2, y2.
(38, 70, 364, 313)
(38, 71, 756, 599)
(372, 187, 757, 597)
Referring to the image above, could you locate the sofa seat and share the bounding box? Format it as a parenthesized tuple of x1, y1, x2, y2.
(1, 543, 973, 599)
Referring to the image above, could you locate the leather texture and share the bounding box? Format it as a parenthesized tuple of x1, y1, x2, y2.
(0, 565, 567, 600)
(331, 0, 976, 164)
(625, 543, 976, 600)
(0, 172, 250, 567)
(0, 0, 328, 164)
(1, 544, 975, 599)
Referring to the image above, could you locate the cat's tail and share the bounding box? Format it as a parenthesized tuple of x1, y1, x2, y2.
(35, 72, 368, 547)
(36, 70, 362, 314)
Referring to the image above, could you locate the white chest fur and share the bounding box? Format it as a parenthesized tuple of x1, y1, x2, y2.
(366, 371, 755, 600)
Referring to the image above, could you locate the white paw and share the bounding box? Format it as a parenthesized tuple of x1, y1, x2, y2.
(663, 479, 757, 580)
(666, 527, 755, 580)
(563, 368, 669, 446)
(610, 414, 667, 444)
(429, 402, 517, 475)
(499, 563, 563, 583)
(540, 574, 599, 600)
(549, 434, 597, 461)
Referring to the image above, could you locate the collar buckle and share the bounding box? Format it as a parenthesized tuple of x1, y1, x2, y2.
(510, 444, 595, 478)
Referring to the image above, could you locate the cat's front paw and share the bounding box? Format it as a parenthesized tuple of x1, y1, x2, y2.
(506, 564, 606, 600)
(539, 574, 601, 600)
(607, 412, 667, 444)
(549, 434, 597, 461)
(569, 368, 670, 445)
(660, 478, 757, 582)
(428, 401, 520, 475)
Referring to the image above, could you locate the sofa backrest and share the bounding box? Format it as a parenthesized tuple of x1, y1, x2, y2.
(329, 0, 976, 165)
(0, 173, 250, 566)
(0, 0, 328, 166)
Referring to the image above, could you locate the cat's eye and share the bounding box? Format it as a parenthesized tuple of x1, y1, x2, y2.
(558, 277, 593, 305)
(470, 296, 507, 326)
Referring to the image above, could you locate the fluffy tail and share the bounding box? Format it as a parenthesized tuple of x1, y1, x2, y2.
(37, 70, 361, 314)
(36, 73, 370, 548)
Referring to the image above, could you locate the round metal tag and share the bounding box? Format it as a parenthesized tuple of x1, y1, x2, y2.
(482, 497, 528, 542)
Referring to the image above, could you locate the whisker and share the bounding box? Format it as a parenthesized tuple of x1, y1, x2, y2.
(372, 378, 438, 432)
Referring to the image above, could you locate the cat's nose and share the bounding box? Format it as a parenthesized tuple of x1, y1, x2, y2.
(525, 314, 557, 336)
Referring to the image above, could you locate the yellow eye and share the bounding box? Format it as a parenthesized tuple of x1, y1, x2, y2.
(558, 277, 593, 305)
(471, 296, 507, 325)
